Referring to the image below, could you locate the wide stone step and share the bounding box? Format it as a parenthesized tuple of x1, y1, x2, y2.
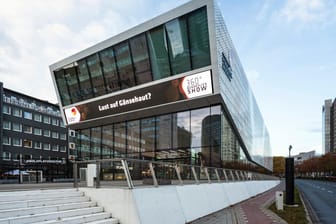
(0, 191, 84, 202)
(0, 188, 76, 196)
(0, 196, 90, 210)
(33, 212, 117, 224)
(0, 206, 104, 224)
(0, 201, 97, 218)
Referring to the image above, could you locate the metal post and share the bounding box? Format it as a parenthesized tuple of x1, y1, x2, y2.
(235, 170, 240, 181)
(191, 166, 199, 184)
(215, 169, 221, 182)
(222, 169, 228, 182)
(121, 160, 134, 189)
(174, 165, 183, 185)
(95, 161, 100, 188)
(204, 168, 211, 183)
(149, 162, 158, 187)
(73, 162, 78, 188)
(230, 170, 235, 181)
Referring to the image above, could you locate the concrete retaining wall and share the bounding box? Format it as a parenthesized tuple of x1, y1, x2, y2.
(81, 180, 280, 224)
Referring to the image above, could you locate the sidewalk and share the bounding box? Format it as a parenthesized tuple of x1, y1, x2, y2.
(190, 180, 286, 224)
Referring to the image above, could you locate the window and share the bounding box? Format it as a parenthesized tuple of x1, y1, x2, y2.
(2, 152, 11, 161)
(114, 42, 136, 89)
(3, 104, 11, 114)
(52, 118, 59, 126)
(13, 138, 22, 146)
(187, 7, 210, 69)
(43, 143, 50, 150)
(52, 131, 59, 139)
(60, 133, 67, 140)
(156, 114, 172, 150)
(34, 113, 42, 122)
(52, 145, 59, 151)
(147, 26, 171, 80)
(77, 59, 94, 100)
(3, 120, 11, 130)
(87, 54, 106, 97)
(24, 111, 32, 119)
(60, 146, 67, 152)
(34, 141, 42, 149)
(34, 128, 42, 136)
(60, 120, 66, 128)
(43, 129, 50, 137)
(43, 116, 50, 124)
(64, 66, 81, 103)
(129, 34, 152, 85)
(166, 17, 191, 75)
(23, 139, 32, 148)
(54, 69, 71, 106)
(13, 107, 22, 117)
(99, 48, 120, 92)
(23, 125, 32, 134)
(12, 123, 22, 132)
(3, 136, 11, 145)
(91, 127, 102, 159)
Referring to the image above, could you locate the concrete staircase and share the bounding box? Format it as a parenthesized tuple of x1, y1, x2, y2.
(0, 188, 118, 224)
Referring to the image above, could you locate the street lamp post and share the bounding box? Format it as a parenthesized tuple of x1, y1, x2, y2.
(286, 145, 295, 205)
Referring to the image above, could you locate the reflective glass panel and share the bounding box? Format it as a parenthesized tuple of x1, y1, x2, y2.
(129, 34, 152, 85)
(141, 117, 156, 159)
(99, 48, 120, 92)
(156, 114, 172, 150)
(77, 59, 93, 100)
(147, 26, 170, 80)
(188, 7, 210, 69)
(64, 66, 81, 103)
(127, 120, 140, 158)
(166, 17, 191, 75)
(102, 125, 113, 159)
(91, 127, 101, 159)
(114, 42, 135, 89)
(87, 54, 106, 97)
(80, 129, 91, 160)
(54, 70, 71, 105)
(114, 122, 126, 157)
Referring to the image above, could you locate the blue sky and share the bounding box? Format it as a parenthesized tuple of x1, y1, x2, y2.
(0, 0, 335, 156)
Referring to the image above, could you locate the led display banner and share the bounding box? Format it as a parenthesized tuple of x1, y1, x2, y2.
(64, 70, 213, 125)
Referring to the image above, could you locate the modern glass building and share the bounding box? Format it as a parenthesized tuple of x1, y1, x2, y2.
(50, 0, 272, 171)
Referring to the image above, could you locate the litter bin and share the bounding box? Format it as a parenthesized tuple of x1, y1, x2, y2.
(275, 191, 283, 210)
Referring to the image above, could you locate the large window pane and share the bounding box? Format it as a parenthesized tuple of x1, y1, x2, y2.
(114, 122, 126, 157)
(54, 70, 71, 105)
(172, 111, 191, 149)
(156, 114, 172, 150)
(127, 120, 141, 158)
(147, 26, 171, 80)
(114, 42, 135, 89)
(99, 48, 120, 92)
(64, 66, 81, 103)
(188, 7, 210, 69)
(129, 34, 152, 85)
(166, 17, 191, 75)
(102, 125, 113, 159)
(141, 118, 156, 159)
(87, 54, 106, 97)
(77, 59, 93, 100)
(91, 127, 101, 159)
(80, 129, 91, 160)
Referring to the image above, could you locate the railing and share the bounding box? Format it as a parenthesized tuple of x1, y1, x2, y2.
(71, 158, 277, 189)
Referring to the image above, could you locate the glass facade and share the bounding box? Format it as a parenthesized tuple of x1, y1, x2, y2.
(214, 3, 272, 169)
(73, 105, 243, 167)
(51, 1, 272, 171)
(53, 7, 210, 106)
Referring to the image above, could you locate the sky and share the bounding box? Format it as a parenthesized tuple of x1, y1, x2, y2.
(0, 0, 335, 157)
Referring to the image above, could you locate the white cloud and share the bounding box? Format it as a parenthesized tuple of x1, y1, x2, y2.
(280, 0, 336, 24)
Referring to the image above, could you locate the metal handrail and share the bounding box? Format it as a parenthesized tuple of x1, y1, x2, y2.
(70, 158, 277, 189)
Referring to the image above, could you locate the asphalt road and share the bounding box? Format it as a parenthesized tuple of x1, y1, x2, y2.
(296, 179, 336, 224)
